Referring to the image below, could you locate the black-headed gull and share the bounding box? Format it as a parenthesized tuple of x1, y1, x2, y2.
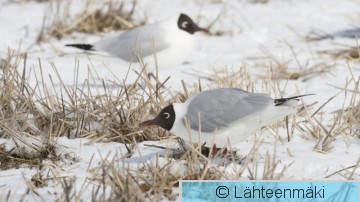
(66, 13, 208, 68)
(309, 27, 360, 41)
(140, 88, 311, 148)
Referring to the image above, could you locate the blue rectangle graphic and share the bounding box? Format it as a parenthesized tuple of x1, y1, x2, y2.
(181, 181, 359, 202)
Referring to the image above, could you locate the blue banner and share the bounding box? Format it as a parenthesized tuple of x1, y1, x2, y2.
(181, 181, 359, 202)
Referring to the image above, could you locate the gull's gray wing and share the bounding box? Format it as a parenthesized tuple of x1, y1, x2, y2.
(185, 88, 274, 133)
(334, 28, 360, 39)
(95, 24, 170, 61)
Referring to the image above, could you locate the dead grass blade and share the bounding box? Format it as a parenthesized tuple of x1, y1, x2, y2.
(36, 0, 146, 43)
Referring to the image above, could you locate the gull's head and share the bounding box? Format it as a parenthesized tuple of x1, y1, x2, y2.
(177, 13, 209, 34)
(140, 104, 176, 131)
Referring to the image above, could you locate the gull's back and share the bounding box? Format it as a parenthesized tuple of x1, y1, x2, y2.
(95, 23, 171, 61)
(185, 88, 274, 133)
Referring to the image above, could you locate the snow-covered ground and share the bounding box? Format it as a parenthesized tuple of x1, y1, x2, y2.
(1, 0, 360, 201)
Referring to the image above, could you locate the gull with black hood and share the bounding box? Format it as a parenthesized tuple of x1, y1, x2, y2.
(66, 13, 209, 68)
(141, 88, 312, 148)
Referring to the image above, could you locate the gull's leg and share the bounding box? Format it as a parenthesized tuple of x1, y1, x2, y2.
(212, 144, 217, 159)
(222, 147, 228, 158)
(217, 147, 228, 166)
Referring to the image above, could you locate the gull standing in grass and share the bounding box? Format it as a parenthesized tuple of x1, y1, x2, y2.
(66, 13, 209, 68)
(140, 88, 311, 148)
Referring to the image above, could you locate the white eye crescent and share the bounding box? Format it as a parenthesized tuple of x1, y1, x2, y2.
(164, 112, 170, 119)
(182, 21, 188, 28)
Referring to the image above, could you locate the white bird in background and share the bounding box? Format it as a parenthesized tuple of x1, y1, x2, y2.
(140, 88, 311, 148)
(66, 13, 209, 68)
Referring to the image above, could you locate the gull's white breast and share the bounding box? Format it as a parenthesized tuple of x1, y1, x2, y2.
(141, 21, 195, 69)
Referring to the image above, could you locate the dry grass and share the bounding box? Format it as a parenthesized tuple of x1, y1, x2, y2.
(247, 0, 270, 4)
(258, 44, 334, 81)
(74, 1, 142, 34)
(0, 49, 60, 169)
(0, 46, 318, 200)
(37, 0, 145, 43)
(2, 40, 360, 200)
(54, 136, 288, 201)
(311, 31, 360, 62)
(318, 46, 360, 62)
(293, 66, 360, 155)
(9, 0, 51, 2)
(314, 52, 360, 142)
(203, 48, 360, 158)
(305, 29, 333, 42)
(347, 101, 360, 137)
(340, 69, 360, 138)
(3, 1, 360, 200)
(0, 47, 172, 173)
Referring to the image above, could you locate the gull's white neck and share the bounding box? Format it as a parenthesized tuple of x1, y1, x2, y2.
(170, 96, 195, 133)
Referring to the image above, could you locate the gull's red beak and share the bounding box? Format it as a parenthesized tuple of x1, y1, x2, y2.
(139, 119, 158, 127)
(197, 26, 210, 33)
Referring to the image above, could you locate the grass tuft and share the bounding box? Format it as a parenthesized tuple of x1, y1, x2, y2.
(37, 0, 145, 42)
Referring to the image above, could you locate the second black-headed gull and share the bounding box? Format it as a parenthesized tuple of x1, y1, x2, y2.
(140, 88, 311, 148)
(66, 13, 209, 68)
(309, 27, 360, 41)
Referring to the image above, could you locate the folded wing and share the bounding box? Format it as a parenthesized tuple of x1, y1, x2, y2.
(95, 24, 170, 61)
(185, 88, 274, 133)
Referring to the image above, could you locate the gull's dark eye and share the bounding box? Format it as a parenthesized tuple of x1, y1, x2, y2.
(182, 21, 188, 28)
(164, 112, 170, 119)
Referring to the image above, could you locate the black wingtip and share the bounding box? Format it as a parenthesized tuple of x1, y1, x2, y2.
(65, 44, 95, 51)
(274, 94, 314, 106)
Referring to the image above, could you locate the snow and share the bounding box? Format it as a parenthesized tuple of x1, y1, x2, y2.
(0, 0, 360, 201)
